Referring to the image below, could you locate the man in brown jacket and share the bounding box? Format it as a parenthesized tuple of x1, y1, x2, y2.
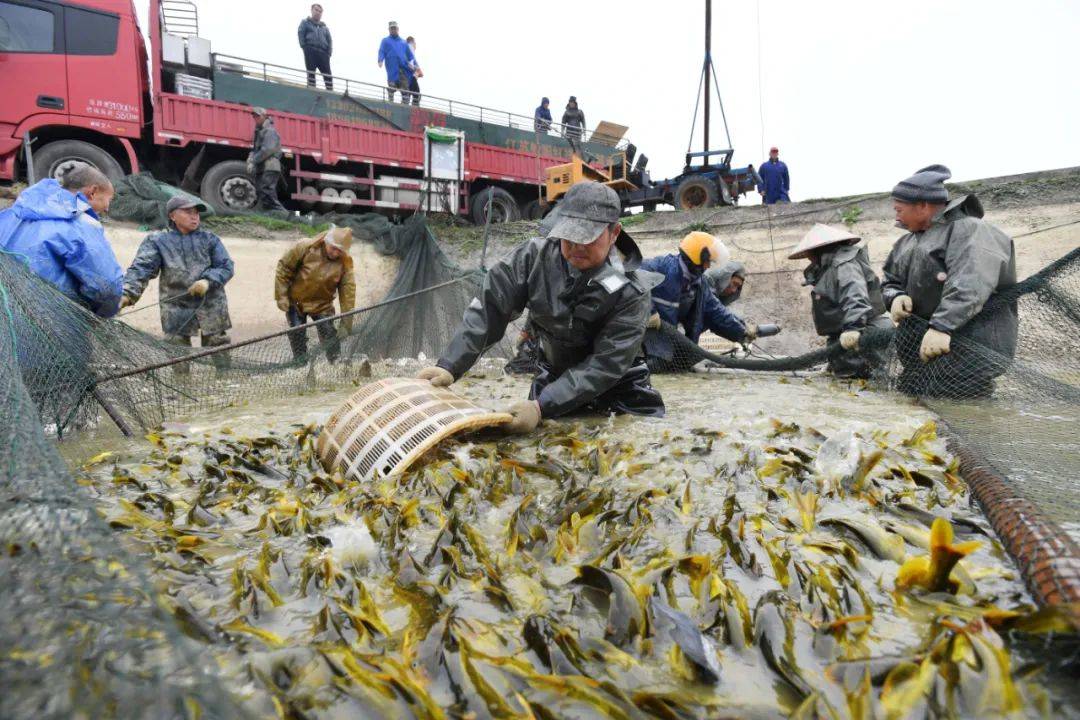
(275, 226, 356, 362)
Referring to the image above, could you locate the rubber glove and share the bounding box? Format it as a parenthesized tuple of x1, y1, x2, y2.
(920, 328, 951, 362)
(744, 324, 759, 342)
(277, 297, 290, 312)
(119, 295, 134, 310)
(504, 399, 541, 434)
(890, 295, 913, 325)
(646, 312, 661, 330)
(336, 324, 349, 340)
(840, 330, 860, 351)
(417, 366, 453, 387)
(188, 279, 211, 297)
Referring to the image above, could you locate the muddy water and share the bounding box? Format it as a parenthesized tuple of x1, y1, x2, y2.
(73, 364, 1077, 718)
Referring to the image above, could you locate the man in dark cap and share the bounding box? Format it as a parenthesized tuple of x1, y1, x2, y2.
(121, 196, 235, 371)
(882, 164, 1017, 397)
(417, 181, 664, 433)
(247, 107, 286, 213)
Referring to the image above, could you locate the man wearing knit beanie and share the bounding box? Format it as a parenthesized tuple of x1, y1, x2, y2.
(880, 165, 1018, 398)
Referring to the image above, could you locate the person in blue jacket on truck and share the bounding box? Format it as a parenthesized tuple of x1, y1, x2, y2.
(0, 162, 123, 318)
(378, 21, 416, 104)
(640, 232, 758, 368)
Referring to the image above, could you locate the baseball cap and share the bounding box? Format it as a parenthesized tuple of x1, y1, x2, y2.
(251, 106, 268, 117)
(388, 20, 398, 28)
(546, 182, 622, 245)
(769, 146, 779, 153)
(166, 195, 208, 214)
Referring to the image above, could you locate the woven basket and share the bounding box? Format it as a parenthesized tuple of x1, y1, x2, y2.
(317, 377, 512, 481)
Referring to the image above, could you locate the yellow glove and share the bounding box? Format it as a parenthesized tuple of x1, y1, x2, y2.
(188, 279, 211, 297)
(840, 330, 860, 351)
(919, 328, 951, 362)
(646, 312, 661, 330)
(417, 366, 453, 387)
(277, 297, 290, 312)
(119, 295, 134, 310)
(744, 324, 759, 342)
(890, 295, 913, 325)
(504, 399, 542, 434)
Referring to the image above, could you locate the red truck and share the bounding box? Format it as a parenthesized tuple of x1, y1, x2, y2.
(0, 0, 626, 222)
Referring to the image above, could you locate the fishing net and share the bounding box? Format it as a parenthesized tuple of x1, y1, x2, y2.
(109, 172, 214, 227)
(650, 246, 1080, 541)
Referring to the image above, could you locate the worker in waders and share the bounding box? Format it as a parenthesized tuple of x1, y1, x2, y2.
(640, 232, 757, 371)
(882, 165, 1017, 397)
(247, 107, 286, 214)
(789, 224, 890, 379)
(417, 181, 665, 433)
(274, 226, 356, 364)
(121, 196, 235, 373)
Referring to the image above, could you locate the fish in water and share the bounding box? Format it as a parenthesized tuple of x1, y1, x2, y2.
(895, 517, 980, 594)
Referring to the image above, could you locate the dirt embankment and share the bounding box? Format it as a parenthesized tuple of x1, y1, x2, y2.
(5, 166, 1078, 347)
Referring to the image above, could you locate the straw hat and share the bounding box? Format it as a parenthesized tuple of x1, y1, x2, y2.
(787, 224, 859, 260)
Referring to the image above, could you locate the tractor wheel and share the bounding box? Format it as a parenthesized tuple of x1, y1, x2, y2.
(470, 187, 520, 225)
(674, 175, 719, 210)
(200, 160, 259, 215)
(33, 140, 125, 184)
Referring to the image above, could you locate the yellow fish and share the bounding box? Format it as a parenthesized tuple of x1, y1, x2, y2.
(896, 518, 980, 593)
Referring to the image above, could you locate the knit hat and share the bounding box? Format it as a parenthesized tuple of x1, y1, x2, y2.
(892, 164, 951, 204)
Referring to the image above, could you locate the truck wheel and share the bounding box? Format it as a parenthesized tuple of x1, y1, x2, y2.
(522, 198, 546, 220)
(674, 175, 718, 210)
(470, 187, 520, 225)
(33, 140, 125, 184)
(200, 160, 258, 215)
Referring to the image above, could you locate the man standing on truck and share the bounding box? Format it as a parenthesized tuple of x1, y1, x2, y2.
(247, 108, 286, 214)
(534, 97, 552, 132)
(120, 197, 235, 373)
(405, 36, 423, 106)
(298, 4, 333, 91)
(561, 96, 586, 141)
(882, 164, 1017, 398)
(758, 146, 790, 204)
(416, 181, 666, 433)
(378, 21, 416, 104)
(275, 226, 356, 364)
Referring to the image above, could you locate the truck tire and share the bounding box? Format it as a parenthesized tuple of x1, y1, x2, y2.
(470, 187, 520, 225)
(200, 160, 258, 215)
(522, 198, 546, 220)
(674, 175, 718, 210)
(33, 140, 125, 184)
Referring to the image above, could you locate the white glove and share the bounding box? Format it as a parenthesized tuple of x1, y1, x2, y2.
(187, 279, 211, 297)
(743, 324, 759, 342)
(646, 313, 661, 330)
(890, 295, 913, 325)
(504, 400, 542, 434)
(919, 328, 951, 362)
(417, 366, 453, 387)
(840, 330, 860, 351)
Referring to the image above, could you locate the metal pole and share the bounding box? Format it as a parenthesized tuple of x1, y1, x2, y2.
(704, 0, 711, 158)
(91, 387, 133, 437)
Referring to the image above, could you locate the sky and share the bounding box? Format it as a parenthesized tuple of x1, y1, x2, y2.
(137, 0, 1080, 201)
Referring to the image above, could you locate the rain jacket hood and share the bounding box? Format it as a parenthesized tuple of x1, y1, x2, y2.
(0, 179, 123, 317)
(704, 260, 746, 306)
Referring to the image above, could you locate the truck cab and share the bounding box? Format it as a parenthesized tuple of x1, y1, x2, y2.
(0, 0, 147, 181)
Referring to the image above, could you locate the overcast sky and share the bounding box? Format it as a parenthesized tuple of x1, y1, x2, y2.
(139, 0, 1080, 201)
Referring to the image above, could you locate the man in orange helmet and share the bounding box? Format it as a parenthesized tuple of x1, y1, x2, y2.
(640, 231, 757, 368)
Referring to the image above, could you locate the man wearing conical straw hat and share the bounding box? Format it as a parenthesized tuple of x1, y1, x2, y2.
(789, 223, 890, 379)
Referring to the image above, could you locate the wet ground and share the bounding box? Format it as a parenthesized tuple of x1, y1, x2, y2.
(71, 364, 1079, 719)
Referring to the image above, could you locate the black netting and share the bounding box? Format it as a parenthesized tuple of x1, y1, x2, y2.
(109, 173, 215, 228)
